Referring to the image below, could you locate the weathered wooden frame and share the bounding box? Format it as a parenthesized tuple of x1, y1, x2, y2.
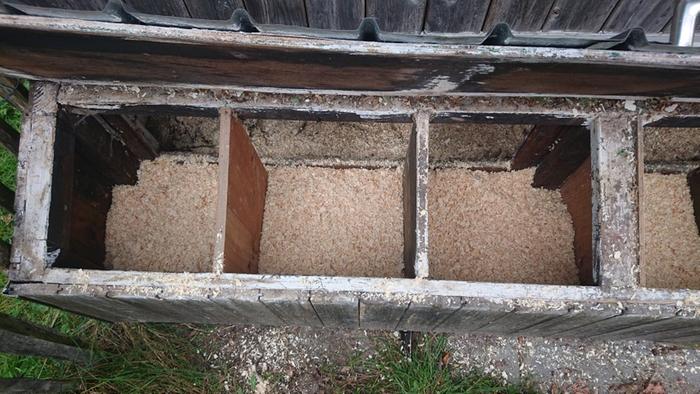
(3, 15, 700, 98)
(6, 82, 700, 342)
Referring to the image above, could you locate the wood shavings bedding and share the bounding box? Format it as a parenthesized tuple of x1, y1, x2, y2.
(428, 168, 579, 285)
(106, 154, 218, 272)
(106, 158, 403, 277)
(258, 166, 404, 277)
(642, 173, 700, 289)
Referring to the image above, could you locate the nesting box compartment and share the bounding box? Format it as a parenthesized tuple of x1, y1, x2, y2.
(6, 83, 700, 342)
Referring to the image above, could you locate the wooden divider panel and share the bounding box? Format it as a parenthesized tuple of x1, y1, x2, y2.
(593, 114, 641, 289)
(214, 109, 267, 274)
(403, 111, 429, 279)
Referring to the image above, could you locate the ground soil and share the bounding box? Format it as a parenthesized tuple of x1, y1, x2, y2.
(202, 326, 700, 393)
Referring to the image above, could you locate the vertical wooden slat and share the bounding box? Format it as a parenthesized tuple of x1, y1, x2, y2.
(483, 0, 555, 32)
(403, 111, 429, 279)
(542, 0, 619, 32)
(183, 0, 244, 19)
(592, 113, 641, 289)
(214, 109, 267, 274)
(424, 0, 491, 33)
(602, 0, 673, 33)
(365, 0, 427, 33)
(11, 82, 59, 281)
(123, 0, 191, 17)
(0, 117, 20, 156)
(0, 76, 29, 113)
(244, 0, 307, 26)
(305, 0, 364, 30)
(20, 0, 107, 10)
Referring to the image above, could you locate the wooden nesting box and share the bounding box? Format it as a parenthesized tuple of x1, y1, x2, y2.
(2, 14, 700, 342)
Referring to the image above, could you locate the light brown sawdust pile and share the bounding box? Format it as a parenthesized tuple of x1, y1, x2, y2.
(258, 166, 404, 277)
(642, 173, 700, 289)
(644, 127, 700, 162)
(428, 168, 579, 285)
(105, 154, 218, 272)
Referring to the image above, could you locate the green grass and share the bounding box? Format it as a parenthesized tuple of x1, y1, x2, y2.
(1, 270, 222, 393)
(327, 335, 534, 394)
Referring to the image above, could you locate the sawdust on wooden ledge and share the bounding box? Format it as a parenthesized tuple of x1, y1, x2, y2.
(258, 166, 404, 277)
(105, 154, 218, 272)
(642, 173, 700, 290)
(428, 168, 579, 285)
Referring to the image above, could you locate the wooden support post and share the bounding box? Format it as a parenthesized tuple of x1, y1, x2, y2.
(510, 125, 563, 170)
(403, 110, 429, 279)
(214, 108, 267, 274)
(532, 126, 590, 189)
(688, 167, 700, 234)
(0, 312, 90, 362)
(11, 82, 58, 281)
(0, 117, 20, 156)
(592, 113, 641, 289)
(560, 157, 594, 285)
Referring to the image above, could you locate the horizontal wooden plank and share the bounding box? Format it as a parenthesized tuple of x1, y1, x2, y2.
(309, 292, 359, 328)
(6, 17, 700, 97)
(360, 293, 410, 330)
(396, 296, 462, 332)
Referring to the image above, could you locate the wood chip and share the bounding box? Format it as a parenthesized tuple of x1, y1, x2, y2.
(428, 168, 579, 285)
(105, 154, 218, 272)
(642, 173, 700, 289)
(259, 166, 404, 277)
